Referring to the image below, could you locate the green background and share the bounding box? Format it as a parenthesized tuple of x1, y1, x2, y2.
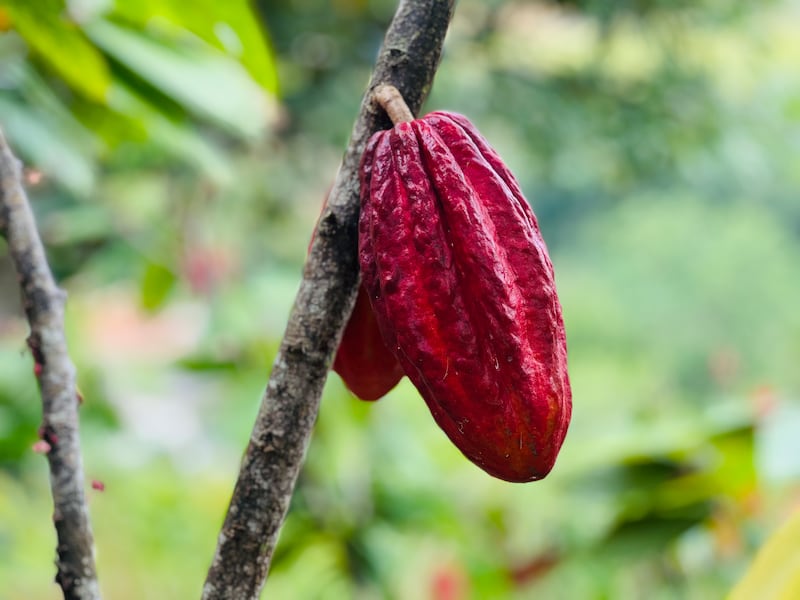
(1, 0, 799, 598)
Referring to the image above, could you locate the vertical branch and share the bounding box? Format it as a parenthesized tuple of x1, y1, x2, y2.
(0, 130, 101, 599)
(202, 0, 455, 598)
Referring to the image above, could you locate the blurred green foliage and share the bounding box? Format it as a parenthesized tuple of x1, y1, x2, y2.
(1, 0, 800, 598)
(0, 0, 278, 192)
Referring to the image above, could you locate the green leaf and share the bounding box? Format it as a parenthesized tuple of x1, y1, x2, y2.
(12, 59, 100, 154)
(84, 18, 274, 139)
(106, 82, 234, 184)
(0, 59, 100, 192)
(140, 261, 177, 312)
(110, 0, 279, 94)
(5, 0, 110, 102)
(729, 510, 800, 600)
(0, 96, 95, 194)
(42, 203, 115, 246)
(145, 113, 234, 184)
(601, 510, 709, 560)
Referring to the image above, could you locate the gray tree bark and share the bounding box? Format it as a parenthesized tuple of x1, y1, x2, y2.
(201, 1, 456, 598)
(0, 130, 101, 600)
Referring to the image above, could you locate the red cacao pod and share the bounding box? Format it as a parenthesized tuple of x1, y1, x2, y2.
(359, 111, 571, 482)
(310, 200, 404, 401)
(332, 282, 405, 400)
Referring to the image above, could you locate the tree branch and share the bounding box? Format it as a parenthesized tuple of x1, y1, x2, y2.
(202, 1, 455, 597)
(0, 130, 101, 599)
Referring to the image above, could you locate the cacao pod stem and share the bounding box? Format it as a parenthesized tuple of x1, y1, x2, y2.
(374, 85, 414, 125)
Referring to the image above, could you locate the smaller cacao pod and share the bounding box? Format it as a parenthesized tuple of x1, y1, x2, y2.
(332, 283, 405, 400)
(359, 111, 571, 482)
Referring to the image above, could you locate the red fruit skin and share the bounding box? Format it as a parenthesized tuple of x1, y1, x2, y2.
(333, 283, 405, 400)
(359, 111, 572, 482)
(310, 202, 404, 401)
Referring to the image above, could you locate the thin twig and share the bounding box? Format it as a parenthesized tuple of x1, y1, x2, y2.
(201, 1, 455, 598)
(0, 130, 101, 599)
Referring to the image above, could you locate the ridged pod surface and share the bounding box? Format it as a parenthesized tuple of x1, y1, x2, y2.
(359, 111, 571, 482)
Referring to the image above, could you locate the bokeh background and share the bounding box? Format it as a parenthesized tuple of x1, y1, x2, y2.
(2, 0, 800, 598)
